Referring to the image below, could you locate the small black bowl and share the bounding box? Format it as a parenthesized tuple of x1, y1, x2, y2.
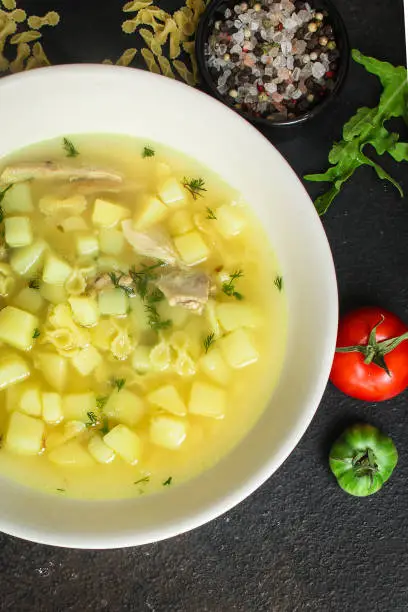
(195, 0, 350, 128)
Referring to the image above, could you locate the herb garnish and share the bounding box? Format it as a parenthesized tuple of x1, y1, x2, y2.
(162, 476, 172, 486)
(108, 271, 135, 296)
(28, 278, 40, 290)
(62, 137, 79, 158)
(100, 417, 110, 436)
(145, 303, 172, 331)
(142, 146, 155, 158)
(305, 50, 408, 215)
(222, 270, 244, 300)
(96, 396, 108, 410)
(32, 328, 40, 339)
(274, 275, 283, 292)
(86, 411, 98, 427)
(182, 177, 206, 200)
(129, 261, 166, 300)
(134, 476, 150, 485)
(206, 207, 217, 220)
(204, 332, 215, 353)
(111, 378, 126, 392)
(56, 488, 66, 493)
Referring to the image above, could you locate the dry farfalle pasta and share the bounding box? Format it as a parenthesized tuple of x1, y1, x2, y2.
(0, 3, 59, 74)
(121, 0, 207, 86)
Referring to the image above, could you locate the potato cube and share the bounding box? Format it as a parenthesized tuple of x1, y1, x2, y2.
(103, 424, 141, 465)
(40, 282, 67, 305)
(71, 345, 102, 376)
(158, 177, 185, 207)
(104, 389, 145, 427)
(149, 416, 187, 450)
(63, 392, 96, 422)
(35, 352, 67, 391)
(42, 392, 63, 424)
(2, 183, 33, 214)
(147, 385, 186, 416)
(64, 420, 87, 440)
(69, 296, 99, 327)
(4, 216, 33, 248)
(42, 253, 72, 286)
(0, 306, 39, 351)
(0, 354, 30, 390)
(10, 240, 47, 277)
(6, 411, 44, 455)
(88, 435, 115, 464)
(61, 216, 88, 232)
(46, 432, 66, 451)
(131, 345, 151, 373)
(220, 329, 259, 369)
(98, 228, 125, 255)
(216, 303, 260, 332)
(19, 385, 42, 417)
(199, 348, 232, 385)
(75, 233, 99, 257)
(39, 194, 87, 217)
(216, 204, 246, 238)
(13, 287, 44, 314)
(174, 231, 209, 265)
(189, 381, 226, 419)
(98, 288, 128, 316)
(48, 440, 94, 466)
(134, 196, 168, 229)
(168, 209, 194, 236)
(92, 198, 130, 228)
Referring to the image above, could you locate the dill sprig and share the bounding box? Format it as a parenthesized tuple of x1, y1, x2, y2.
(142, 146, 155, 158)
(274, 275, 283, 292)
(85, 411, 98, 428)
(206, 207, 217, 220)
(96, 396, 108, 410)
(129, 261, 166, 300)
(134, 476, 150, 485)
(182, 177, 206, 200)
(108, 272, 135, 296)
(162, 476, 172, 486)
(62, 137, 79, 158)
(32, 328, 40, 339)
(28, 278, 40, 290)
(145, 303, 172, 331)
(222, 270, 244, 301)
(204, 332, 215, 353)
(111, 378, 126, 392)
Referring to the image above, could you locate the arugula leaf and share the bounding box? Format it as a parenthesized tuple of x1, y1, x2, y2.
(305, 49, 408, 215)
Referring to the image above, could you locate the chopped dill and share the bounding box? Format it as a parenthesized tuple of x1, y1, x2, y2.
(204, 332, 215, 353)
(134, 476, 150, 485)
(145, 303, 172, 331)
(85, 411, 98, 427)
(146, 288, 165, 304)
(111, 378, 126, 392)
(100, 417, 110, 436)
(182, 177, 206, 200)
(274, 275, 283, 292)
(62, 137, 79, 158)
(56, 488, 66, 493)
(32, 328, 40, 339)
(222, 270, 244, 300)
(129, 261, 165, 300)
(206, 207, 217, 220)
(96, 396, 108, 410)
(108, 272, 134, 296)
(28, 278, 40, 290)
(162, 476, 173, 486)
(142, 146, 155, 158)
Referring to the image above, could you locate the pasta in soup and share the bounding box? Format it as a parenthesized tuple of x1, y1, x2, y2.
(0, 134, 286, 499)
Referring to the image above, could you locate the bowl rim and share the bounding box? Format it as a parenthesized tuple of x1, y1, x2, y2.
(195, 0, 350, 128)
(0, 64, 338, 548)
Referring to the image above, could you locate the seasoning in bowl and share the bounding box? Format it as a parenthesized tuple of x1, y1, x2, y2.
(204, 0, 341, 122)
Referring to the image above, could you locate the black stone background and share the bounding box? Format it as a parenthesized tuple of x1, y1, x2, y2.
(0, 1, 407, 610)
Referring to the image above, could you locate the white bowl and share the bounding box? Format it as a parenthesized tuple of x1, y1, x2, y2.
(0, 65, 337, 549)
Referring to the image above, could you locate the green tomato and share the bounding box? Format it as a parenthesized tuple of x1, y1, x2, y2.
(329, 424, 398, 497)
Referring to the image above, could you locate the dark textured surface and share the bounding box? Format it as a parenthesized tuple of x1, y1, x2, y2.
(0, 1, 407, 611)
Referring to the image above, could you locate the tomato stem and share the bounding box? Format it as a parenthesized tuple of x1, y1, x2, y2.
(336, 316, 408, 376)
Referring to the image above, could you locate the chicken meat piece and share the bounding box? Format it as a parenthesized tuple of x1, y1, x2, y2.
(156, 269, 211, 313)
(0, 162, 123, 185)
(121, 220, 178, 265)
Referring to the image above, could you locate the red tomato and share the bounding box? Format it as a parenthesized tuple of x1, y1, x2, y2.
(330, 307, 408, 401)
